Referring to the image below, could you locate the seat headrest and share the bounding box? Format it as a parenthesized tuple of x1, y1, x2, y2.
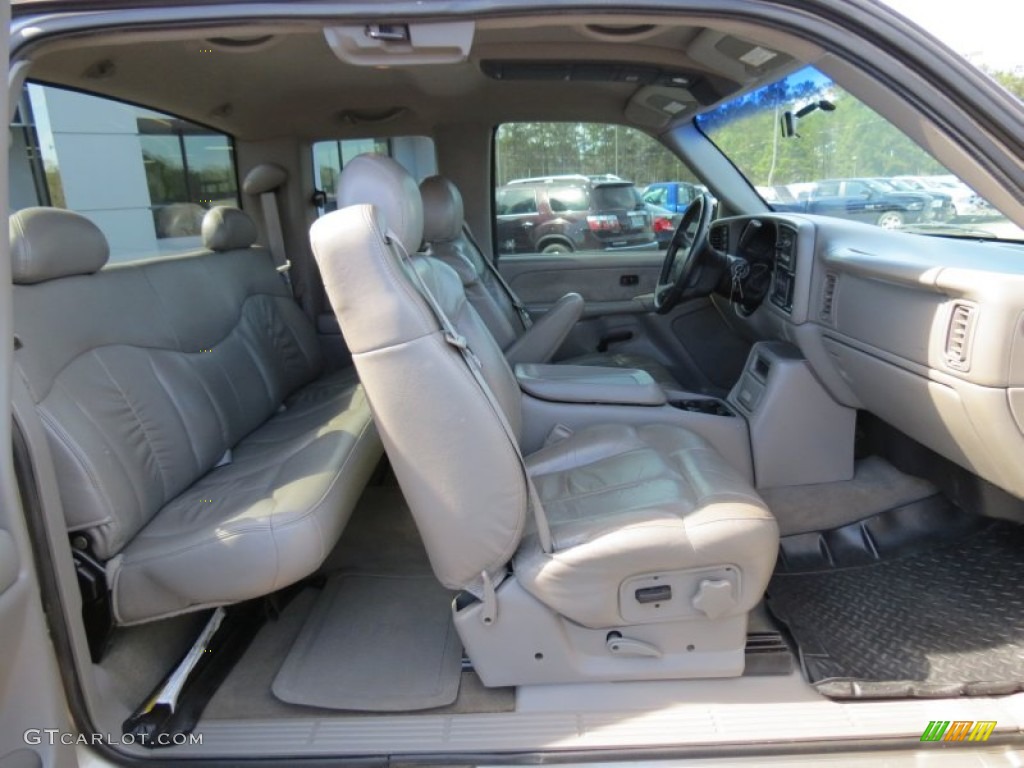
(337, 154, 423, 255)
(420, 176, 464, 243)
(10, 207, 109, 285)
(242, 163, 288, 196)
(202, 206, 258, 251)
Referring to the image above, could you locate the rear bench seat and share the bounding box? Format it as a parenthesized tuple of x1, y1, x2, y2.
(11, 205, 382, 625)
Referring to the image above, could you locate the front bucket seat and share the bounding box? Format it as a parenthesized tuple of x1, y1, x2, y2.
(420, 175, 681, 387)
(311, 154, 778, 686)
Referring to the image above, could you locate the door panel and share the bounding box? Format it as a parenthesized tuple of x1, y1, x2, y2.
(499, 251, 663, 315)
(501, 249, 751, 395)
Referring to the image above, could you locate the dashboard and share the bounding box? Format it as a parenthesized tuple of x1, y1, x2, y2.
(708, 213, 1024, 502)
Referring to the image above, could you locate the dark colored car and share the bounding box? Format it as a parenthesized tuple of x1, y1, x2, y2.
(642, 181, 703, 213)
(496, 175, 658, 254)
(873, 177, 954, 221)
(801, 178, 932, 229)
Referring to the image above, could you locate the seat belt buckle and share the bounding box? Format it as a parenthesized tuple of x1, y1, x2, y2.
(276, 259, 293, 288)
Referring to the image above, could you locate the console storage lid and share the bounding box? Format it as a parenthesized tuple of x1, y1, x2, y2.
(515, 364, 667, 406)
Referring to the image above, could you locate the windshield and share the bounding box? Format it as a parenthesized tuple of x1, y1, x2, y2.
(696, 66, 1021, 240)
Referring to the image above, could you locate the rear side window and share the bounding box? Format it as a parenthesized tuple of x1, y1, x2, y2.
(496, 187, 538, 215)
(548, 186, 587, 212)
(10, 83, 240, 262)
(312, 136, 437, 215)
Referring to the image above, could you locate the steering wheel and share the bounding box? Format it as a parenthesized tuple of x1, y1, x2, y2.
(654, 192, 716, 314)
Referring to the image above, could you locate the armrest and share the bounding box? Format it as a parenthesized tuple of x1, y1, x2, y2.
(504, 292, 584, 366)
(515, 363, 667, 406)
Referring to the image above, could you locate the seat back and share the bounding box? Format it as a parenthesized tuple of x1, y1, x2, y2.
(420, 175, 526, 351)
(311, 155, 527, 595)
(12, 206, 322, 559)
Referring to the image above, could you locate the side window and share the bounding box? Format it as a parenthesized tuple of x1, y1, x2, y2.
(845, 181, 870, 197)
(493, 122, 698, 256)
(10, 83, 239, 262)
(815, 180, 840, 197)
(496, 187, 538, 215)
(642, 187, 667, 206)
(548, 186, 587, 213)
(312, 136, 437, 215)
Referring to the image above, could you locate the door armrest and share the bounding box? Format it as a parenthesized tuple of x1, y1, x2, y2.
(504, 292, 584, 366)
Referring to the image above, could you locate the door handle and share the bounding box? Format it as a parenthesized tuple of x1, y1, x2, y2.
(620, 274, 639, 286)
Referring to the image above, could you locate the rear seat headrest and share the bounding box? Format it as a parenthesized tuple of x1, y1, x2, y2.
(419, 176, 464, 244)
(202, 206, 258, 251)
(10, 207, 109, 285)
(243, 163, 288, 195)
(336, 154, 423, 255)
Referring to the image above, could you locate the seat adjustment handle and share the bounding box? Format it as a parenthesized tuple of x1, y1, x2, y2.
(606, 632, 662, 658)
(635, 584, 672, 604)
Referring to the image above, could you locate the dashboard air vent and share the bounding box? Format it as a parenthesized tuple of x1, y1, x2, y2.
(820, 273, 838, 322)
(945, 302, 976, 370)
(709, 225, 728, 252)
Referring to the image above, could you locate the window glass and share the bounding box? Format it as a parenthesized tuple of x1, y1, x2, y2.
(312, 136, 436, 215)
(642, 187, 667, 206)
(10, 83, 240, 262)
(494, 123, 697, 255)
(591, 184, 643, 210)
(547, 186, 586, 213)
(496, 187, 538, 215)
(697, 65, 1021, 239)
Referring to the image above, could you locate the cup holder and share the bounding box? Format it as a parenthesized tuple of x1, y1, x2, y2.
(669, 398, 736, 417)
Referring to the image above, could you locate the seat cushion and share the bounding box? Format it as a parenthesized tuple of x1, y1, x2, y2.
(514, 423, 777, 628)
(562, 351, 680, 388)
(109, 370, 381, 624)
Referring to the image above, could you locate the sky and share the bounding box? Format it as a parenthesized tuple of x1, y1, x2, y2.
(882, 0, 1020, 72)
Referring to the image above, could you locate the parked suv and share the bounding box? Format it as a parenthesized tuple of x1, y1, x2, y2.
(495, 175, 657, 254)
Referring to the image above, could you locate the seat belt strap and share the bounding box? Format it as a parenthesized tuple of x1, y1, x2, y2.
(258, 190, 293, 294)
(461, 224, 533, 331)
(389, 230, 554, 554)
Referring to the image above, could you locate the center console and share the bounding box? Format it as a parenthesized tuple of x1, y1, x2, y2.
(516, 363, 754, 482)
(727, 341, 855, 488)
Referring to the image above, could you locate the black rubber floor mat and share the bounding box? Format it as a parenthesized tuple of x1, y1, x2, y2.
(767, 520, 1024, 699)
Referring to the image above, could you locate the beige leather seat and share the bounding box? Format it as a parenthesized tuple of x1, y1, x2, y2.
(12, 206, 381, 625)
(420, 175, 681, 387)
(312, 155, 778, 686)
